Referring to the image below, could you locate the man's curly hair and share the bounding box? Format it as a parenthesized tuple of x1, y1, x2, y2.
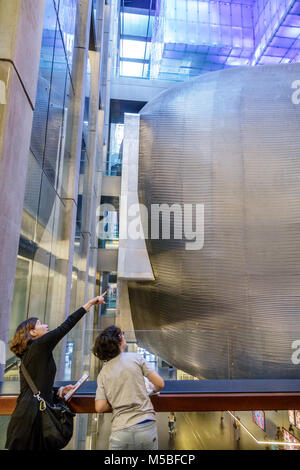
(93, 325, 123, 361)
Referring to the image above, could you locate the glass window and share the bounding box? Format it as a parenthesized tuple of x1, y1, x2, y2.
(99, 272, 118, 317)
(120, 39, 149, 60)
(231, 3, 242, 28)
(7, 256, 32, 358)
(26, 172, 57, 322)
(107, 123, 123, 175)
(57, 0, 77, 68)
(21, 152, 43, 241)
(120, 12, 153, 37)
(197, 1, 209, 24)
(30, 0, 57, 166)
(43, 23, 69, 187)
(30, 1, 75, 193)
(120, 60, 148, 77)
(44, 0, 58, 32)
(43, 194, 69, 373)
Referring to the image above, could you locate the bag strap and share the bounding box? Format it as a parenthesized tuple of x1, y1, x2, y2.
(20, 362, 39, 395)
(20, 362, 46, 410)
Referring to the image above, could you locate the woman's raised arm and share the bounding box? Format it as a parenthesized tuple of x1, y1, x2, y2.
(37, 293, 106, 350)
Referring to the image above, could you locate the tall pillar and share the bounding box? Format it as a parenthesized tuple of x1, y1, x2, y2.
(72, 50, 102, 380)
(0, 0, 46, 383)
(76, 50, 102, 373)
(55, 0, 93, 384)
(72, 3, 106, 451)
(100, 0, 119, 155)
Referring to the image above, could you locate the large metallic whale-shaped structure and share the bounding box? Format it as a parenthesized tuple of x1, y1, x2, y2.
(128, 64, 300, 379)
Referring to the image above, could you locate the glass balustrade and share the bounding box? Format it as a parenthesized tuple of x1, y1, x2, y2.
(2, 328, 300, 449)
(3, 328, 300, 384)
(1, 408, 300, 450)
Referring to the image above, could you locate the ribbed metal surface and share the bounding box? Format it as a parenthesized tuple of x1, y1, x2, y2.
(128, 64, 300, 379)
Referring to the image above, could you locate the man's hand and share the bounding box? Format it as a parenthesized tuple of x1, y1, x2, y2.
(145, 378, 160, 395)
(147, 371, 165, 392)
(57, 384, 76, 399)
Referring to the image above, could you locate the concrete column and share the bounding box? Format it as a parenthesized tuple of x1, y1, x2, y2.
(100, 0, 119, 156)
(56, 0, 92, 381)
(70, 3, 106, 382)
(82, 51, 104, 354)
(102, 3, 112, 149)
(0, 0, 46, 383)
(73, 50, 102, 380)
(69, 1, 107, 450)
(95, 0, 105, 61)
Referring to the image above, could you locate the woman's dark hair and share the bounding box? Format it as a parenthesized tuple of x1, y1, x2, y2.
(93, 325, 122, 361)
(10, 317, 39, 357)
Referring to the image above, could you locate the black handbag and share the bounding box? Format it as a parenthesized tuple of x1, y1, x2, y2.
(20, 363, 75, 450)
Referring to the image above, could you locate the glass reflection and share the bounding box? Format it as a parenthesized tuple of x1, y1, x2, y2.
(30, 1, 56, 165)
(43, 23, 69, 187)
(57, 0, 77, 67)
(9, 0, 78, 381)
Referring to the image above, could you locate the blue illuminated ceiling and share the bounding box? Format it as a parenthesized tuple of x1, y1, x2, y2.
(119, 0, 300, 80)
(254, 1, 300, 65)
(122, 0, 157, 8)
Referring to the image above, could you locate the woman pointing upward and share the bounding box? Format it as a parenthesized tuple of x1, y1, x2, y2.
(6, 292, 106, 450)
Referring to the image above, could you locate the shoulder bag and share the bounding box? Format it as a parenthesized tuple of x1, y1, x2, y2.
(20, 362, 75, 450)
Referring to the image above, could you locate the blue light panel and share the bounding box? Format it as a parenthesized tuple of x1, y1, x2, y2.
(119, 0, 300, 81)
(256, 0, 300, 66)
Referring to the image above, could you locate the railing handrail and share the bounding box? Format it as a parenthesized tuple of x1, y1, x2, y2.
(2, 391, 300, 415)
(2, 379, 300, 415)
(4, 359, 19, 373)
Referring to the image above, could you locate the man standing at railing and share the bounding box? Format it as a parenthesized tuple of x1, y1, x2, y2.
(93, 325, 165, 450)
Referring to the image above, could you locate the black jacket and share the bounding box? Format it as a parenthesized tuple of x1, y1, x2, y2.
(5, 307, 86, 450)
